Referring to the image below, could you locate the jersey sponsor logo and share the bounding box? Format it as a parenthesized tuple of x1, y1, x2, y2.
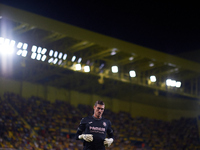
(89, 126, 105, 132)
(89, 121, 93, 124)
(103, 122, 106, 127)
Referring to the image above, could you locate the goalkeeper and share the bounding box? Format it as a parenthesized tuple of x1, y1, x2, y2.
(76, 100, 114, 150)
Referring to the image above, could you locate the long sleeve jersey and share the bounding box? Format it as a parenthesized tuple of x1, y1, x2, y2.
(76, 115, 114, 150)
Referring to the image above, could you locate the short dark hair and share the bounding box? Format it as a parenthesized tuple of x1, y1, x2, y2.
(94, 100, 105, 106)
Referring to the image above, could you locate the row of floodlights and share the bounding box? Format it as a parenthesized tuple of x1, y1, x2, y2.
(0, 38, 181, 87)
(149, 75, 181, 88)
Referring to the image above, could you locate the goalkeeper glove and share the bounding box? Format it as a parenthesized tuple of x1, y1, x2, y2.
(104, 138, 113, 147)
(78, 134, 93, 142)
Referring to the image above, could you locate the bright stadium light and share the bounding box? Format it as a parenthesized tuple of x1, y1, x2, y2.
(150, 75, 156, 82)
(129, 56, 134, 61)
(31, 53, 37, 59)
(0, 38, 16, 54)
(63, 54, 67, 60)
(41, 48, 47, 55)
(41, 55, 46, 61)
(0, 37, 4, 44)
(166, 79, 171, 86)
(49, 50, 54, 57)
(84, 65, 90, 72)
(17, 42, 23, 49)
(16, 50, 23, 56)
(58, 52, 63, 59)
(37, 47, 42, 54)
(22, 43, 28, 50)
(129, 70, 136, 77)
(71, 56, 76, 62)
(31, 45, 37, 53)
(54, 51, 58, 57)
(171, 80, 176, 87)
(176, 81, 181, 88)
(78, 58, 82, 63)
(21, 50, 28, 57)
(75, 64, 81, 70)
(53, 58, 58, 64)
(58, 60, 62, 65)
(111, 66, 118, 73)
(48, 58, 54, 63)
(36, 54, 42, 60)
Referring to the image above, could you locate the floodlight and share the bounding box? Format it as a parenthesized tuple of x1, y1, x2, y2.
(111, 66, 118, 73)
(129, 57, 134, 61)
(31, 53, 37, 59)
(31, 45, 37, 53)
(171, 80, 176, 87)
(49, 50, 54, 57)
(149, 63, 154, 67)
(58, 60, 62, 65)
(17, 42, 23, 49)
(16, 50, 23, 56)
(0, 37, 4, 44)
(129, 70, 136, 77)
(48, 58, 54, 63)
(84, 65, 90, 72)
(71, 56, 76, 62)
(78, 58, 82, 63)
(150, 75, 156, 82)
(53, 58, 58, 64)
(22, 43, 28, 50)
(75, 64, 81, 70)
(63, 54, 67, 60)
(10, 40, 15, 47)
(41, 48, 47, 55)
(166, 79, 171, 86)
(58, 52, 63, 59)
(4, 39, 10, 45)
(176, 81, 181, 88)
(54, 51, 58, 57)
(111, 51, 116, 55)
(21, 50, 28, 57)
(36, 54, 42, 60)
(41, 55, 46, 61)
(37, 47, 42, 54)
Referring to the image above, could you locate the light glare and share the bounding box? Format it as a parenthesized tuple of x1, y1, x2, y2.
(49, 50, 54, 57)
(22, 50, 27, 57)
(129, 70, 136, 77)
(63, 54, 67, 60)
(84, 66, 90, 72)
(75, 64, 81, 70)
(111, 66, 118, 73)
(31, 53, 37, 59)
(150, 75, 156, 82)
(41, 55, 46, 61)
(71, 56, 76, 62)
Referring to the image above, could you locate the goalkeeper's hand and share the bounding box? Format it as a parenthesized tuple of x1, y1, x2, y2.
(78, 134, 93, 142)
(104, 138, 114, 147)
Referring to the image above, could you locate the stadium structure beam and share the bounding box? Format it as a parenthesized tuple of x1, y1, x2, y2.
(1, 4, 200, 74)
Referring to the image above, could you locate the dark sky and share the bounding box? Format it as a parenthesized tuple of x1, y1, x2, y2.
(1, 1, 200, 56)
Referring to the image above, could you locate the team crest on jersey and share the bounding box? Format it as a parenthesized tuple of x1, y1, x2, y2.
(103, 122, 106, 127)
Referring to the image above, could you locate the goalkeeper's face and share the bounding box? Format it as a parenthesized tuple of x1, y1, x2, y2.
(93, 104, 105, 119)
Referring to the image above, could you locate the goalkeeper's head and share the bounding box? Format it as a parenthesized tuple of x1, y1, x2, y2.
(93, 100, 105, 119)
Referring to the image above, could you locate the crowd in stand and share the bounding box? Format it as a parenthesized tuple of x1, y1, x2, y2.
(0, 92, 200, 150)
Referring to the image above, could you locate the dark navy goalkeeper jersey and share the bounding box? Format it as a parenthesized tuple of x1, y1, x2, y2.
(76, 115, 114, 150)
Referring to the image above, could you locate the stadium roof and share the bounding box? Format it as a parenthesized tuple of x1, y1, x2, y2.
(0, 4, 200, 100)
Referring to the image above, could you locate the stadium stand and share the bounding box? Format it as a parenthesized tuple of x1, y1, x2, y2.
(1, 92, 200, 150)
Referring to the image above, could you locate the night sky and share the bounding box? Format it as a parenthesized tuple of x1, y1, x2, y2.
(1, 1, 200, 57)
